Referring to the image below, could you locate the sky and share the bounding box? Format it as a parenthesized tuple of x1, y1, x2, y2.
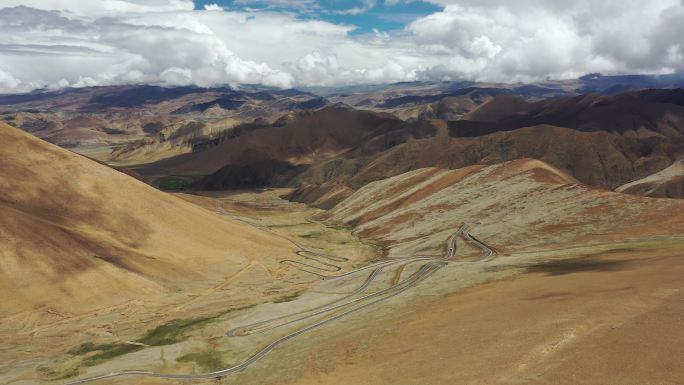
(193, 0, 442, 34)
(0, 0, 683, 93)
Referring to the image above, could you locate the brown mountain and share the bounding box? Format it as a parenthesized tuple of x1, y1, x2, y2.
(195, 159, 305, 190)
(0, 121, 292, 314)
(289, 89, 684, 205)
(116, 88, 684, 204)
(449, 89, 684, 137)
(0, 85, 328, 164)
(326, 158, 684, 256)
(147, 106, 418, 176)
(301, 159, 684, 385)
(616, 158, 684, 198)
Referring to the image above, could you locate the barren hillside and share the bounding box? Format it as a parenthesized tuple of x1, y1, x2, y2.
(617, 158, 684, 198)
(0, 122, 293, 315)
(152, 106, 408, 175)
(211, 159, 684, 385)
(327, 159, 684, 257)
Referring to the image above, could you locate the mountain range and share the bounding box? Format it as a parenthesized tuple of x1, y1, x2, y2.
(2, 73, 684, 385)
(3, 74, 683, 203)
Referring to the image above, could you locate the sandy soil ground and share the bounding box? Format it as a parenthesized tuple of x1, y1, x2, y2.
(225, 239, 684, 385)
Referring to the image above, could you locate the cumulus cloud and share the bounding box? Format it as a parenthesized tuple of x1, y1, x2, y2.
(0, 0, 194, 15)
(0, 0, 683, 92)
(404, 0, 684, 81)
(203, 3, 223, 11)
(283, 52, 410, 86)
(232, 0, 320, 12)
(0, 5, 296, 89)
(0, 68, 22, 93)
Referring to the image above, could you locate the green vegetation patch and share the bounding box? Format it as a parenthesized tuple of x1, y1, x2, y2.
(158, 176, 189, 191)
(64, 319, 211, 367)
(272, 291, 301, 303)
(36, 365, 80, 381)
(136, 316, 216, 346)
(325, 222, 353, 231)
(136, 305, 255, 346)
(54, 367, 81, 380)
(67, 342, 101, 355)
(66, 305, 257, 367)
(81, 344, 144, 367)
(177, 350, 230, 372)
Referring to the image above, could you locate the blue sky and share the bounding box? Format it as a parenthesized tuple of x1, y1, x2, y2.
(193, 0, 443, 34)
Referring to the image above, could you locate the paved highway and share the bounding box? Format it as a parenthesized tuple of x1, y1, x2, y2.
(62, 201, 496, 385)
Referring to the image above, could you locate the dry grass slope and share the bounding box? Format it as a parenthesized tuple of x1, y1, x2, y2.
(0, 122, 292, 315)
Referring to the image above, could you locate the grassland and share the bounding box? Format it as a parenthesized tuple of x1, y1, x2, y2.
(136, 316, 218, 346)
(67, 342, 144, 367)
(177, 350, 231, 371)
(272, 291, 302, 303)
(158, 176, 189, 191)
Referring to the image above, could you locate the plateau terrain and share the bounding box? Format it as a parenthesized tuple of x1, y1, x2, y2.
(1, 75, 684, 385)
(4, 1, 684, 384)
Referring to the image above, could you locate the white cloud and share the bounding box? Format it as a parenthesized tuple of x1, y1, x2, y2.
(405, 0, 684, 81)
(283, 52, 413, 86)
(0, 0, 194, 16)
(0, 1, 683, 93)
(335, 0, 377, 15)
(159, 67, 194, 85)
(232, 0, 319, 11)
(0, 5, 296, 89)
(203, 3, 223, 11)
(0, 68, 22, 93)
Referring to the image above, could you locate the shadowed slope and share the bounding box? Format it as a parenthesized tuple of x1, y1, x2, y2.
(291, 120, 680, 208)
(449, 89, 684, 137)
(172, 106, 406, 175)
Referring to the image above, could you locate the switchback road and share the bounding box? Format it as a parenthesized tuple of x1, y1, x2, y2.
(62, 202, 496, 385)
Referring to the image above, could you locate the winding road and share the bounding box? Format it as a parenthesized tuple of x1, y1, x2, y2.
(61, 201, 496, 385)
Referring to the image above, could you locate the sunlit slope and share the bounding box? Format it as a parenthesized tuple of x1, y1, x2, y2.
(328, 158, 684, 257)
(617, 159, 684, 198)
(0, 122, 291, 314)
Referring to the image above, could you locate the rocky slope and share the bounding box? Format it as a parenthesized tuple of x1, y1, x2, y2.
(144, 106, 413, 176)
(617, 158, 684, 198)
(326, 158, 684, 257)
(345, 89, 683, 200)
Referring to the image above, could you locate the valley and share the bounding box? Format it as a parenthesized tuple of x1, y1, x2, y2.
(2, 77, 684, 385)
(3, 2, 684, 384)
(0, 187, 376, 384)
(2, 134, 683, 384)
